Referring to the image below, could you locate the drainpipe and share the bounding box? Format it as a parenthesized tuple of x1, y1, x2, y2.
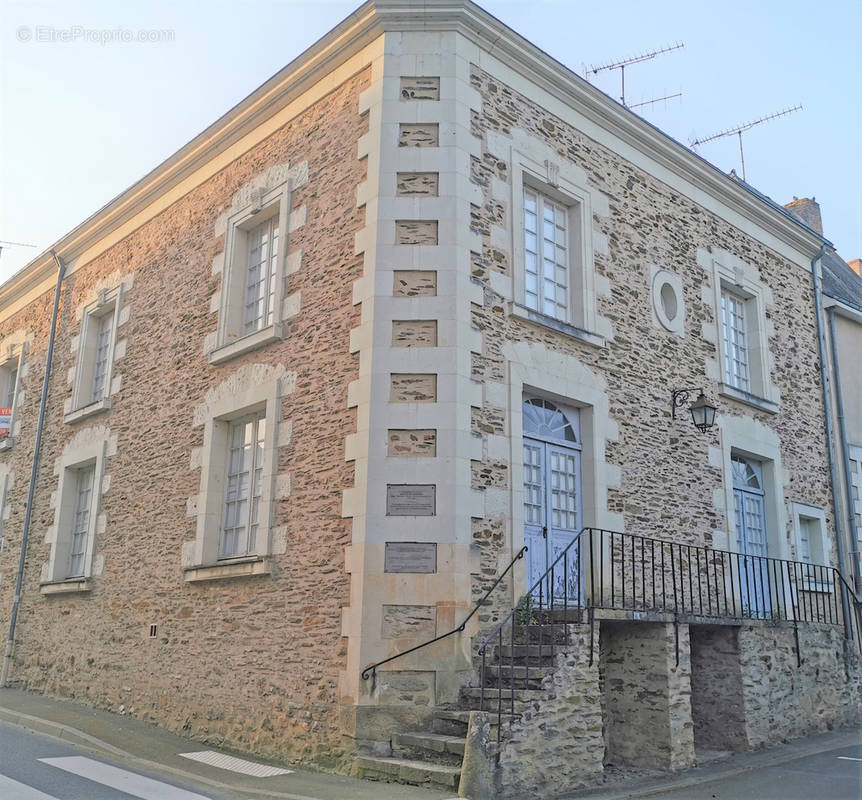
(827, 306, 862, 588)
(811, 246, 853, 636)
(1, 251, 66, 686)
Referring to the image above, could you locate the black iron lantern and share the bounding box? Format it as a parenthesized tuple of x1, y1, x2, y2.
(671, 388, 717, 433)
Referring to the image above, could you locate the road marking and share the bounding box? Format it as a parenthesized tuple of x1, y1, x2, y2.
(0, 773, 59, 800)
(39, 756, 211, 800)
(836, 756, 862, 761)
(179, 750, 292, 777)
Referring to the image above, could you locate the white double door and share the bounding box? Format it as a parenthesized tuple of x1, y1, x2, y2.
(733, 487, 771, 615)
(523, 437, 582, 604)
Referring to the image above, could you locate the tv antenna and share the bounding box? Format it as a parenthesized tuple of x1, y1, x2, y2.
(0, 239, 37, 260)
(588, 42, 684, 107)
(629, 91, 682, 111)
(690, 105, 802, 182)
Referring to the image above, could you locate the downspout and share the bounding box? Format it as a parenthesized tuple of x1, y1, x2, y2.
(811, 246, 853, 636)
(827, 306, 861, 588)
(1, 251, 66, 686)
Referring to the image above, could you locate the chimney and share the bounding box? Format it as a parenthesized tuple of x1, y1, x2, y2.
(783, 196, 823, 235)
(849, 259, 862, 277)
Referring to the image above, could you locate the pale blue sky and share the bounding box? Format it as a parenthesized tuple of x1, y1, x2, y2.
(1, 0, 860, 284)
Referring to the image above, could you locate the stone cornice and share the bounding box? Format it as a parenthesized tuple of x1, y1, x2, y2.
(3, 0, 826, 312)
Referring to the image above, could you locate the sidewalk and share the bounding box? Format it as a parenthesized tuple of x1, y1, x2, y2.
(0, 687, 453, 800)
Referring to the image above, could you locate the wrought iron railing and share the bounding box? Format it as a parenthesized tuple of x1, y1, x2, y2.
(478, 527, 862, 741)
(360, 545, 527, 689)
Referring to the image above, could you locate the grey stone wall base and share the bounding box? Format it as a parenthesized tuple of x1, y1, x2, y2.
(458, 711, 498, 800)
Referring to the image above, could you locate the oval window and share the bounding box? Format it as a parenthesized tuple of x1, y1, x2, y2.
(660, 282, 678, 321)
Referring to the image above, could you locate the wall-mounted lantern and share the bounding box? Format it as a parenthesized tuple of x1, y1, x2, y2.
(671, 388, 716, 433)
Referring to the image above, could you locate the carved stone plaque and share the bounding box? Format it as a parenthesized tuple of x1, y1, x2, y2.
(385, 542, 437, 574)
(386, 484, 436, 516)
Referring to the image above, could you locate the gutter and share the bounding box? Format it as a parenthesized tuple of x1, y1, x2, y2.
(827, 307, 862, 587)
(811, 246, 854, 635)
(0, 251, 66, 686)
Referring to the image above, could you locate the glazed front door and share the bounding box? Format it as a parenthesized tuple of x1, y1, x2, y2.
(732, 456, 771, 616)
(522, 399, 582, 605)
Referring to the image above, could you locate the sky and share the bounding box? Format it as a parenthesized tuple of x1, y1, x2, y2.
(1, 0, 860, 285)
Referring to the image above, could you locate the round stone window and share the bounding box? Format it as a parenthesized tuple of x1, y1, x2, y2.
(651, 269, 685, 335)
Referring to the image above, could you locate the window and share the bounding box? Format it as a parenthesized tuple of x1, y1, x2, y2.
(67, 465, 95, 577)
(705, 248, 778, 412)
(790, 502, 829, 591)
(0, 347, 22, 442)
(721, 290, 750, 391)
(220, 414, 266, 558)
(42, 430, 109, 592)
(185, 367, 284, 581)
(70, 293, 120, 418)
(524, 188, 569, 321)
(212, 181, 290, 364)
(509, 141, 603, 346)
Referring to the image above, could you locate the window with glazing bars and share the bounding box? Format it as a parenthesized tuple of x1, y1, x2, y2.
(220, 415, 266, 558)
(721, 290, 750, 391)
(3, 365, 17, 409)
(91, 313, 114, 403)
(243, 217, 279, 335)
(524, 187, 569, 321)
(68, 465, 95, 577)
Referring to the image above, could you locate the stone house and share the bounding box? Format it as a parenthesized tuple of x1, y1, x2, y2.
(0, 2, 859, 798)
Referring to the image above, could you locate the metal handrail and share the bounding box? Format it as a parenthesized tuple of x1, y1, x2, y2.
(360, 545, 527, 684)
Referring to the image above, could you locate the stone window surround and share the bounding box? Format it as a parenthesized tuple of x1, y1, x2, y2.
(210, 179, 295, 365)
(65, 284, 126, 425)
(712, 416, 790, 563)
(40, 427, 114, 594)
(0, 466, 11, 560)
(0, 340, 26, 451)
(506, 341, 622, 601)
(509, 144, 602, 346)
(650, 267, 685, 337)
(706, 250, 779, 414)
(184, 369, 286, 582)
(789, 501, 831, 593)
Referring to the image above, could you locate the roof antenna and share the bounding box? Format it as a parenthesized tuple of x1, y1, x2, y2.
(0, 240, 37, 261)
(690, 105, 802, 182)
(588, 42, 684, 107)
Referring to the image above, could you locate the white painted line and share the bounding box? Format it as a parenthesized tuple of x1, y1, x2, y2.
(39, 756, 211, 800)
(179, 750, 292, 777)
(0, 773, 59, 800)
(836, 756, 862, 761)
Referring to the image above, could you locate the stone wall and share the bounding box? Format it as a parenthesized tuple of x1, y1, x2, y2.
(497, 624, 604, 798)
(738, 622, 862, 747)
(600, 621, 694, 771)
(0, 66, 371, 769)
(689, 624, 747, 751)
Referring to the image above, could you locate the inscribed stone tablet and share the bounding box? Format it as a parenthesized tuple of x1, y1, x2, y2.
(385, 542, 437, 574)
(386, 484, 436, 515)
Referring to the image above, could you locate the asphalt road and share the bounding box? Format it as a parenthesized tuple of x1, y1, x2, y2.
(647, 742, 862, 800)
(0, 721, 231, 800)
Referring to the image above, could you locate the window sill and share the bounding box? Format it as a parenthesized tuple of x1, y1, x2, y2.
(64, 397, 111, 425)
(183, 556, 271, 583)
(510, 302, 604, 348)
(209, 325, 283, 365)
(0, 437, 13, 451)
(40, 578, 92, 595)
(718, 383, 778, 414)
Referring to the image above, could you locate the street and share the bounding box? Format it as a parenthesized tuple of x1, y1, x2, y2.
(0, 721, 233, 799)
(642, 742, 862, 800)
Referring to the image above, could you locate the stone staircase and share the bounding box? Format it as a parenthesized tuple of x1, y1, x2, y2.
(355, 620, 576, 792)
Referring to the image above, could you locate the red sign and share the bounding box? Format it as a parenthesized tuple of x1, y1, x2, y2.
(0, 407, 11, 438)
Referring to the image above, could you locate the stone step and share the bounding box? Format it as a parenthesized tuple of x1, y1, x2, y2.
(483, 665, 552, 681)
(461, 686, 547, 703)
(355, 755, 461, 790)
(492, 643, 562, 662)
(392, 731, 465, 765)
(432, 708, 520, 736)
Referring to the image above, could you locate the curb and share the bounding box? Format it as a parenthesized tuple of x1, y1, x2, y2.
(0, 705, 319, 800)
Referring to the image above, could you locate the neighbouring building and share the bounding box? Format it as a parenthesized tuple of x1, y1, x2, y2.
(0, 3, 859, 798)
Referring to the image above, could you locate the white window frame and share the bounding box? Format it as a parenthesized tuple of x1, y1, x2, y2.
(708, 250, 778, 412)
(721, 288, 751, 392)
(510, 147, 600, 344)
(68, 288, 122, 421)
(43, 437, 107, 590)
(790, 502, 831, 592)
(0, 344, 24, 448)
(211, 182, 290, 364)
(186, 376, 280, 580)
